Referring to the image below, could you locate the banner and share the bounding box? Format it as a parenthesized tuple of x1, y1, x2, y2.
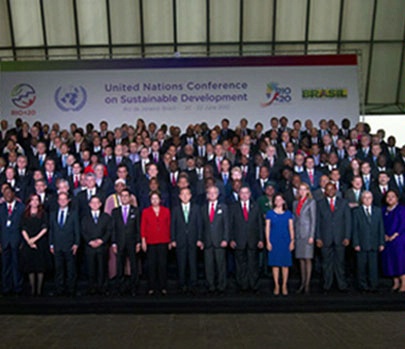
(0, 55, 359, 130)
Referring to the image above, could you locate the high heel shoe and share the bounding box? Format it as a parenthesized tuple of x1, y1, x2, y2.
(273, 285, 280, 296)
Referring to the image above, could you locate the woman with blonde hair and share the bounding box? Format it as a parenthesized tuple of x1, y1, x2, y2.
(293, 182, 316, 294)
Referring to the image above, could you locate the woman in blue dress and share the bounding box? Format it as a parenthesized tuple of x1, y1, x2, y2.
(265, 193, 295, 296)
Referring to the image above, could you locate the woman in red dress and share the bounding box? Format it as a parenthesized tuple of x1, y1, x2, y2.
(141, 191, 171, 295)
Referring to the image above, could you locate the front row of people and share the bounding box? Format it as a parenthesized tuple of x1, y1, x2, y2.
(1, 182, 405, 297)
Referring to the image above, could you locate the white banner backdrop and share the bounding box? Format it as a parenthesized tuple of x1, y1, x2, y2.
(0, 56, 359, 131)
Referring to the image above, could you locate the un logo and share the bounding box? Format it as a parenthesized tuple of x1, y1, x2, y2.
(55, 85, 87, 112)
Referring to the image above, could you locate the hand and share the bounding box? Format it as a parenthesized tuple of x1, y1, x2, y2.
(50, 246, 54, 255)
(196, 241, 204, 250)
(30, 243, 38, 249)
(342, 239, 350, 247)
(136, 243, 141, 253)
(220, 240, 227, 248)
(142, 240, 147, 252)
(266, 241, 272, 251)
(391, 233, 400, 241)
(385, 235, 390, 242)
(112, 244, 118, 254)
(71, 245, 78, 255)
(230, 241, 236, 249)
(378, 245, 385, 252)
(316, 239, 323, 248)
(168, 243, 172, 250)
(171, 241, 177, 248)
(89, 240, 97, 248)
(96, 239, 103, 247)
(257, 241, 264, 249)
(289, 240, 295, 251)
(354, 246, 361, 252)
(308, 237, 314, 245)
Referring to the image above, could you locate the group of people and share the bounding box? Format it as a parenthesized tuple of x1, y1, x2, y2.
(0, 115, 404, 297)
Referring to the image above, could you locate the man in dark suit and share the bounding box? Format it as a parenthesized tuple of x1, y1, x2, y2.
(352, 191, 385, 292)
(0, 186, 25, 295)
(49, 192, 80, 296)
(81, 195, 112, 295)
(230, 185, 264, 292)
(300, 156, 322, 192)
(111, 189, 141, 296)
(171, 187, 203, 293)
(76, 173, 105, 219)
(316, 182, 351, 292)
(370, 171, 393, 207)
(201, 185, 229, 293)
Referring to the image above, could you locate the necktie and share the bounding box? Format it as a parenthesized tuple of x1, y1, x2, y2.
(7, 204, 12, 216)
(223, 173, 228, 185)
(243, 202, 249, 221)
(94, 213, 98, 224)
(330, 199, 335, 212)
(382, 187, 387, 195)
(364, 177, 370, 190)
(398, 177, 403, 193)
(154, 153, 158, 163)
(48, 174, 52, 184)
(59, 210, 64, 227)
(171, 173, 176, 186)
(309, 171, 314, 185)
(123, 206, 128, 224)
(217, 159, 221, 173)
(209, 203, 215, 223)
(39, 155, 44, 166)
(184, 205, 189, 223)
(74, 175, 79, 189)
(355, 190, 359, 202)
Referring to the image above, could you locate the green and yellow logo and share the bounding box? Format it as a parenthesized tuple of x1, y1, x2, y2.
(302, 88, 348, 99)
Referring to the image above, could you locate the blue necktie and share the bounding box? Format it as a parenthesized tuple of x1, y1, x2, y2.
(59, 210, 64, 227)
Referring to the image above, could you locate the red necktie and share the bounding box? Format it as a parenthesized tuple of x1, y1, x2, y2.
(309, 171, 314, 185)
(330, 199, 335, 212)
(217, 159, 221, 173)
(382, 187, 387, 195)
(48, 174, 52, 184)
(7, 204, 12, 216)
(243, 202, 248, 221)
(209, 203, 215, 223)
(171, 173, 176, 186)
(74, 175, 79, 189)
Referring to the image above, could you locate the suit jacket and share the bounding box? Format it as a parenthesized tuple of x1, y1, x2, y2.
(315, 197, 351, 247)
(352, 206, 385, 251)
(49, 208, 80, 252)
(292, 198, 316, 241)
(344, 188, 363, 205)
(76, 188, 106, 219)
(230, 201, 263, 250)
(0, 201, 25, 248)
(300, 170, 322, 191)
(201, 202, 229, 248)
(171, 203, 202, 248)
(111, 205, 140, 250)
(81, 212, 112, 247)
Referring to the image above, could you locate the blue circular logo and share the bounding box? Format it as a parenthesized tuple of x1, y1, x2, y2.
(11, 83, 36, 109)
(55, 85, 87, 112)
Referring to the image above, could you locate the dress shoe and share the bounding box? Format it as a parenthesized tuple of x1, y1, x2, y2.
(160, 289, 167, 296)
(147, 289, 155, 296)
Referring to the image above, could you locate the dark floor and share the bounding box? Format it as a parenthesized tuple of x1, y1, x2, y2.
(1, 312, 405, 349)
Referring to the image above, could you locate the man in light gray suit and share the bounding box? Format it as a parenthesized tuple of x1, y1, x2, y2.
(201, 185, 229, 294)
(316, 182, 351, 292)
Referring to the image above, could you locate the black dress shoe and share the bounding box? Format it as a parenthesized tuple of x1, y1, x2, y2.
(160, 289, 167, 296)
